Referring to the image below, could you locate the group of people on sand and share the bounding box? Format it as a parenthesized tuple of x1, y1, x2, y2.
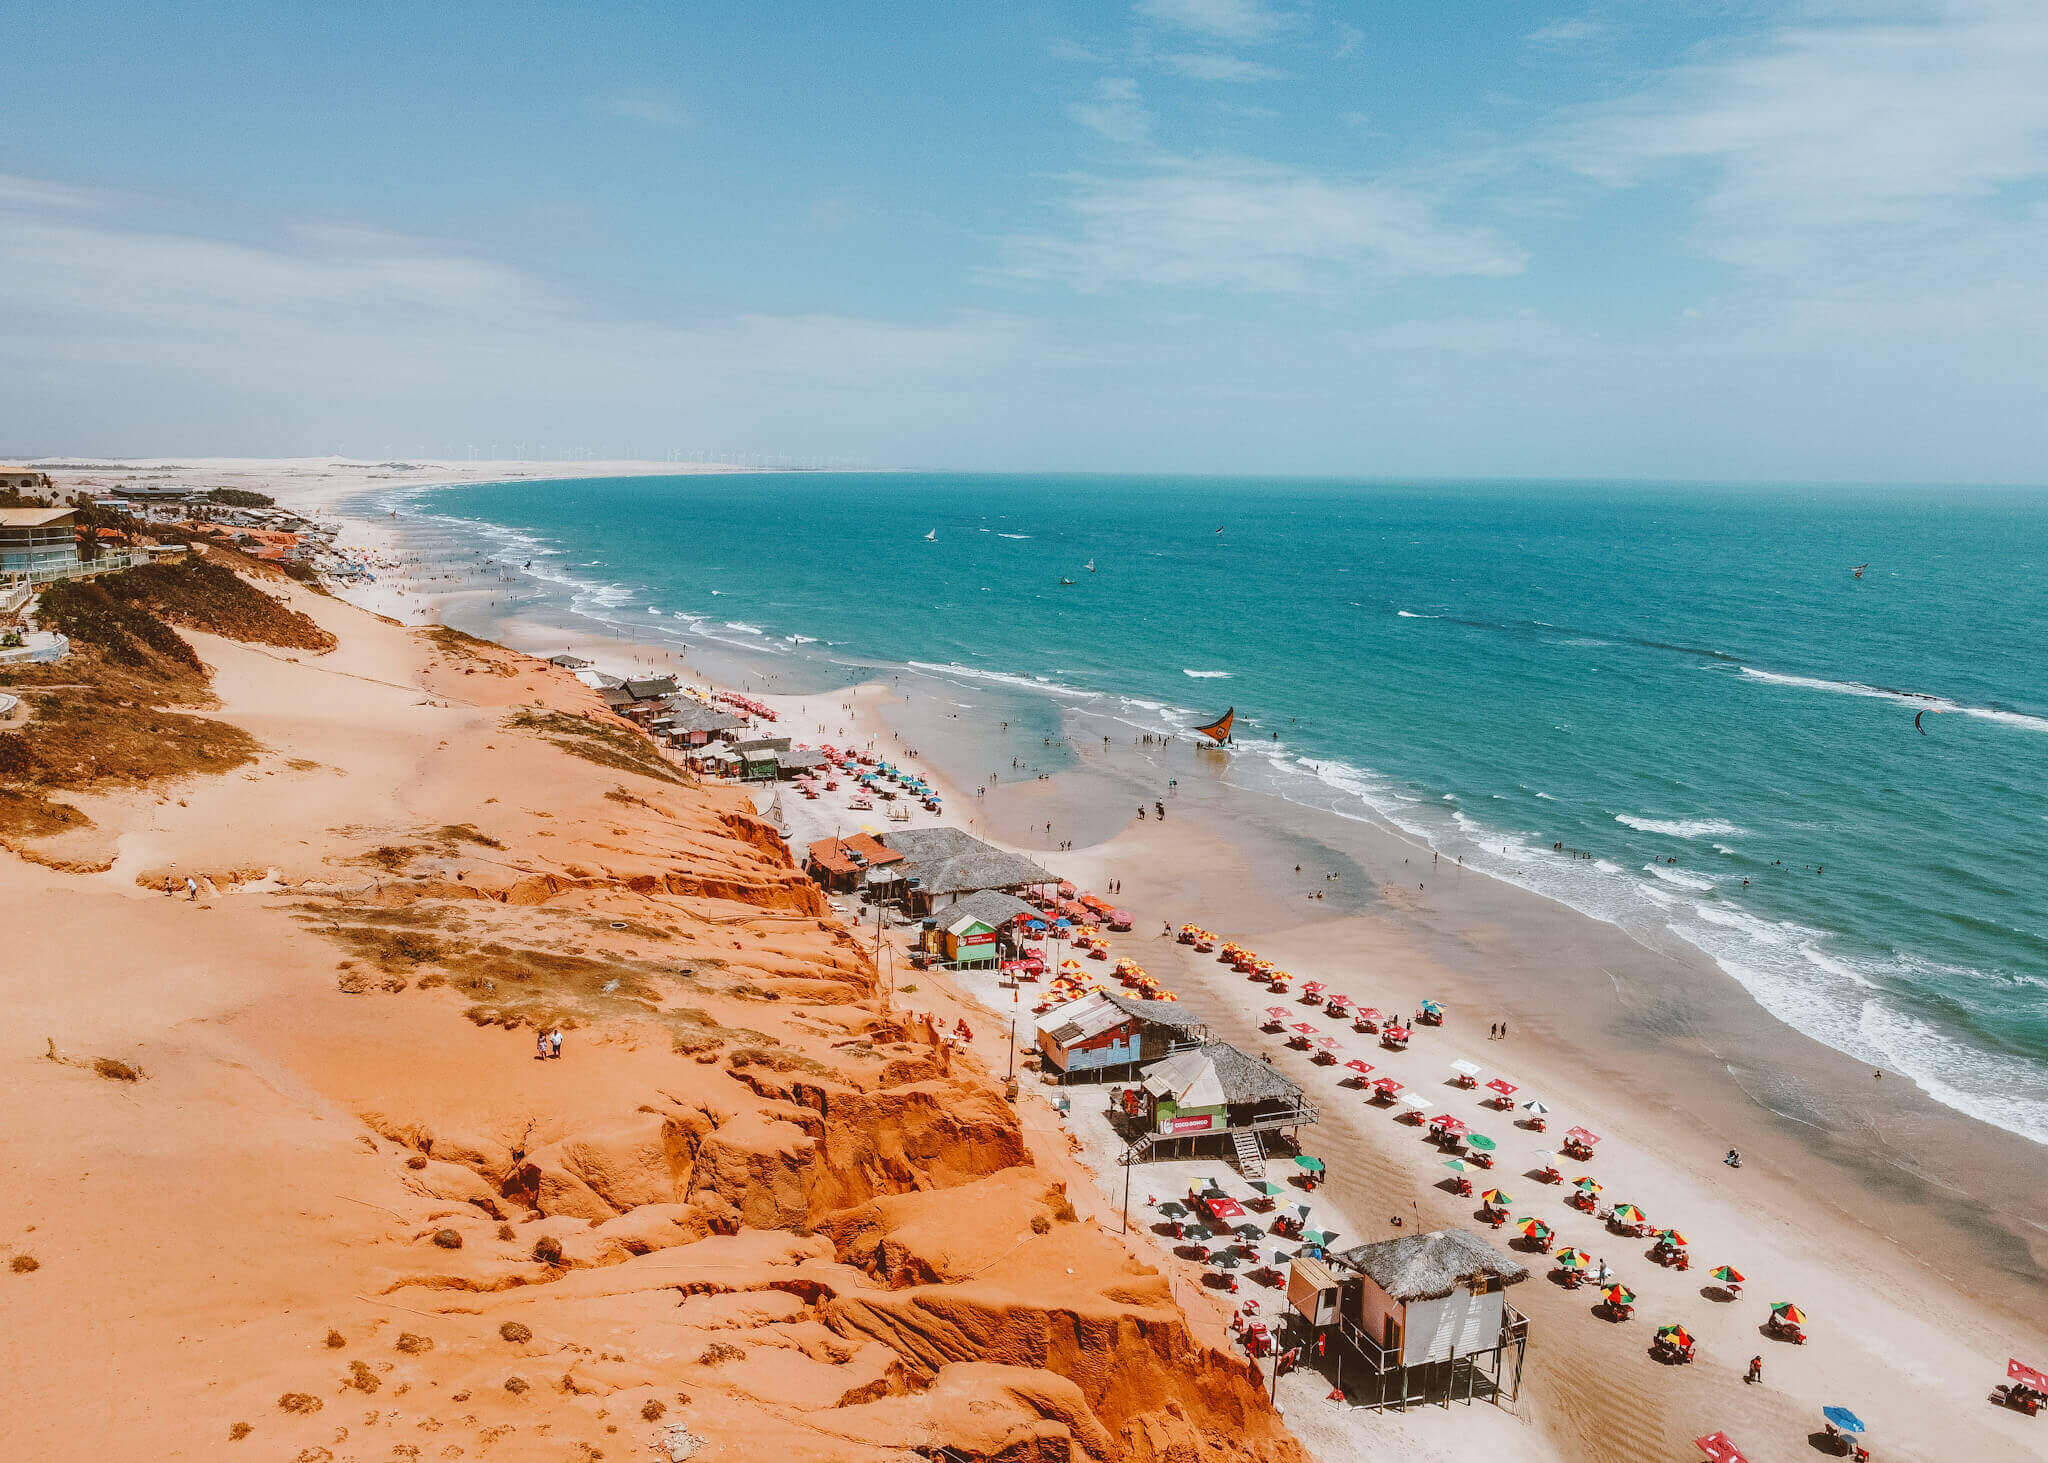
(533, 1028, 564, 1060)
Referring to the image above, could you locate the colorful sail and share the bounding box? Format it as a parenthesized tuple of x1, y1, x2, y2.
(1193, 707, 1234, 744)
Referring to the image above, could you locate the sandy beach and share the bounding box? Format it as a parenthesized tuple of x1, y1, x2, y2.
(1, 503, 1302, 1461)
(11, 457, 2046, 1463)
(313, 462, 2048, 1461)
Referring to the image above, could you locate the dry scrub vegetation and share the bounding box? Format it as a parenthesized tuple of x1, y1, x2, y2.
(501, 707, 688, 786)
(0, 557, 329, 838)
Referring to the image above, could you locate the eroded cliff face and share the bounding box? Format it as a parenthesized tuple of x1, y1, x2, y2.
(2, 579, 1302, 1463)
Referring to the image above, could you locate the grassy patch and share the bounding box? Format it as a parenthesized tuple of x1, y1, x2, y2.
(501, 707, 687, 787)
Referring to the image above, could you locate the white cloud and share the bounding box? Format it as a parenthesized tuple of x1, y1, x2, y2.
(996, 157, 1525, 294)
(1162, 52, 1288, 82)
(1068, 78, 1154, 146)
(602, 92, 691, 129)
(0, 178, 1026, 451)
(1347, 314, 1578, 357)
(1547, 0, 2048, 323)
(1333, 22, 1365, 60)
(1136, 0, 1288, 45)
(0, 174, 106, 211)
(1046, 37, 1106, 64)
(1525, 19, 1607, 46)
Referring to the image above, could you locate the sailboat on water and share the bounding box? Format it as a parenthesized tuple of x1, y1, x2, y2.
(1191, 707, 1235, 748)
(924, 528, 936, 541)
(1085, 559, 1095, 573)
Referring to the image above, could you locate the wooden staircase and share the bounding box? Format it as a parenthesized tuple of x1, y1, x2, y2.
(1232, 1128, 1266, 1180)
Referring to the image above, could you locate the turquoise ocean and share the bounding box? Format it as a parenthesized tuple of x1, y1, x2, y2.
(369, 473, 2048, 1144)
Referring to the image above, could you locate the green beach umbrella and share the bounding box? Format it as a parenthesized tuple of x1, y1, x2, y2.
(1443, 1158, 1474, 1172)
(1301, 1230, 1331, 1247)
(1255, 1182, 1286, 1197)
(1466, 1133, 1498, 1153)
(1295, 1155, 1325, 1172)
(1420, 999, 1445, 1014)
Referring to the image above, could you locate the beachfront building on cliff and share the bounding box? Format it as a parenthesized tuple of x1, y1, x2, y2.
(1035, 988, 1208, 1080)
(0, 468, 57, 499)
(865, 826, 1053, 916)
(805, 832, 904, 893)
(0, 507, 80, 575)
(655, 698, 745, 750)
(1288, 1228, 1530, 1412)
(924, 888, 1038, 967)
(1117, 1041, 1317, 1170)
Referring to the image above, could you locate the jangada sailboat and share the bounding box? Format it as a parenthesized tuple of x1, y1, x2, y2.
(1192, 707, 1234, 747)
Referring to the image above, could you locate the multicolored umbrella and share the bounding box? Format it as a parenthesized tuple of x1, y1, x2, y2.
(1602, 1284, 1636, 1306)
(1657, 1228, 1690, 1247)
(1611, 1203, 1647, 1225)
(1657, 1323, 1695, 1348)
(1554, 1247, 1591, 1269)
(1480, 1188, 1512, 1206)
(1771, 1302, 1808, 1326)
(1443, 1158, 1475, 1172)
(1522, 1098, 1551, 1115)
(1710, 1265, 1745, 1284)
(1518, 1218, 1552, 1240)
(1254, 1181, 1287, 1197)
(1573, 1177, 1603, 1194)
(1420, 999, 1445, 1015)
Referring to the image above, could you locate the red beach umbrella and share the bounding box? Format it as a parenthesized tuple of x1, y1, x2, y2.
(1695, 1432, 1749, 1463)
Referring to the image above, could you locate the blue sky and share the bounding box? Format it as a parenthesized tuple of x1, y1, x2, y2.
(6, 0, 2048, 481)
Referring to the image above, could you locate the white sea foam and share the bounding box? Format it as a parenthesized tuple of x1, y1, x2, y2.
(1616, 814, 1746, 839)
(1183, 669, 1232, 679)
(1396, 610, 1441, 619)
(1644, 864, 1715, 892)
(1739, 667, 2048, 733)
(997, 533, 1031, 539)
(722, 621, 764, 635)
(785, 634, 818, 644)
(1535, 791, 1556, 800)
(905, 661, 1099, 700)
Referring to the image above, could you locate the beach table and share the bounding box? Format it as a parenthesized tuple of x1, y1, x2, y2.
(1485, 1077, 1519, 1109)
(1352, 1006, 1383, 1033)
(1369, 1076, 1403, 1102)
(1287, 1022, 1316, 1050)
(1397, 1091, 1432, 1122)
(1342, 1059, 1375, 1086)
(1449, 1058, 1482, 1089)
(1381, 1024, 1411, 1050)
(1310, 1037, 1338, 1064)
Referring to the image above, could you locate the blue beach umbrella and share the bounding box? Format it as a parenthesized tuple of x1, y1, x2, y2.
(1821, 1407, 1866, 1434)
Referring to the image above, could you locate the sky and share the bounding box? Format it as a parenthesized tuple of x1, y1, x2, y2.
(5, 0, 2048, 481)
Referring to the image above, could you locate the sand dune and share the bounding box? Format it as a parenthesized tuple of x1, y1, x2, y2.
(0, 564, 1300, 1461)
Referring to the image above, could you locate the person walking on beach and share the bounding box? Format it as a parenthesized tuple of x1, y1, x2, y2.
(536, 1030, 549, 1060)
(548, 1028, 563, 1059)
(185, 875, 199, 901)
(1746, 1354, 1763, 1384)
